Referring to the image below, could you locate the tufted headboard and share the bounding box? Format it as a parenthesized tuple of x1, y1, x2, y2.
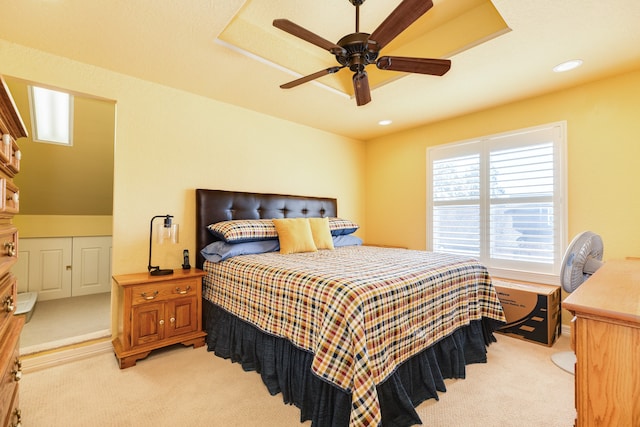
(195, 189, 338, 269)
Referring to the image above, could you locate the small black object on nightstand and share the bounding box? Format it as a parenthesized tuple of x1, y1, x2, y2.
(182, 249, 191, 269)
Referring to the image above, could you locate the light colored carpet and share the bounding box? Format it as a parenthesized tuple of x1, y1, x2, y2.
(20, 292, 111, 354)
(20, 333, 575, 426)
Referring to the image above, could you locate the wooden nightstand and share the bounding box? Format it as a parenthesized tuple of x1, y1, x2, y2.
(112, 269, 207, 369)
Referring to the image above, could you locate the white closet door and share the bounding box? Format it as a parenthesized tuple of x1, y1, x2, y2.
(17, 237, 72, 301)
(13, 248, 29, 294)
(71, 236, 112, 296)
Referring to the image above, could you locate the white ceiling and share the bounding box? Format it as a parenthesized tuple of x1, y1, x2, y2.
(1, 0, 640, 141)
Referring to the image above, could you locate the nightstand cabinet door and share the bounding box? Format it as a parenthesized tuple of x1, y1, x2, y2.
(166, 296, 198, 338)
(131, 302, 165, 347)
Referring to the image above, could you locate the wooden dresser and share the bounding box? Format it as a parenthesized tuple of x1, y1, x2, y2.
(563, 259, 640, 427)
(0, 75, 27, 427)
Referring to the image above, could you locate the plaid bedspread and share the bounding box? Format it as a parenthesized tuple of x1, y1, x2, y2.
(203, 246, 505, 427)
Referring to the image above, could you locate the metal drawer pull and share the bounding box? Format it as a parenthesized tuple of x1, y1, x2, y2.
(3, 295, 14, 313)
(11, 408, 21, 427)
(175, 286, 191, 294)
(141, 291, 159, 300)
(12, 358, 22, 382)
(4, 242, 16, 257)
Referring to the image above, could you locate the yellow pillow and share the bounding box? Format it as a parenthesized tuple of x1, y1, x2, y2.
(308, 217, 334, 250)
(273, 218, 318, 254)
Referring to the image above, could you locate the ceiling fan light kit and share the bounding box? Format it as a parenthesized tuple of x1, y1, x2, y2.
(273, 0, 451, 106)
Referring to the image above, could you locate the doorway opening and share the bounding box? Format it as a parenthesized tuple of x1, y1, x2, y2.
(6, 76, 115, 355)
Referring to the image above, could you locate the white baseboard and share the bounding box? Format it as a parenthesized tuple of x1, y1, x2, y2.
(22, 338, 113, 373)
(561, 323, 570, 337)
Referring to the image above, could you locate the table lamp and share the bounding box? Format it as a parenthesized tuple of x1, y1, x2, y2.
(148, 214, 179, 276)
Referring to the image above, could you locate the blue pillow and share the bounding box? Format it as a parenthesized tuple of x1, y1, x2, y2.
(332, 234, 363, 247)
(201, 240, 279, 263)
(201, 234, 362, 263)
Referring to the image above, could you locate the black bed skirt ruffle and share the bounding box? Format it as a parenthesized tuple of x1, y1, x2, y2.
(203, 299, 501, 427)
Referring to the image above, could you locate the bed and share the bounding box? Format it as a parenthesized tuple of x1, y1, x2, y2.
(195, 189, 506, 427)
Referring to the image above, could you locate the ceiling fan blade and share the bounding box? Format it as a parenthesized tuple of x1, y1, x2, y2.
(369, 0, 434, 50)
(273, 19, 346, 55)
(280, 66, 344, 89)
(352, 71, 371, 106)
(377, 56, 451, 76)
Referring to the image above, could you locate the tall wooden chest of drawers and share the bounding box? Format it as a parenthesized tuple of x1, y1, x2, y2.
(563, 259, 640, 426)
(0, 75, 27, 427)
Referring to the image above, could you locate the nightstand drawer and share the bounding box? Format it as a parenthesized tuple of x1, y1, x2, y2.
(130, 278, 199, 305)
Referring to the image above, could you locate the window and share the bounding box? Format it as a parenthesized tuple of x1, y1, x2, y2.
(427, 122, 567, 284)
(28, 85, 74, 145)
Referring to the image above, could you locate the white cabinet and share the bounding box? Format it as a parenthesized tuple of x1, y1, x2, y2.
(71, 236, 113, 297)
(14, 236, 112, 301)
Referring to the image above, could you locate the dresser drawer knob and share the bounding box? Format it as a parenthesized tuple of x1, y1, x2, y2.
(175, 286, 191, 294)
(3, 295, 14, 313)
(141, 291, 158, 300)
(2, 134, 10, 146)
(5, 242, 16, 257)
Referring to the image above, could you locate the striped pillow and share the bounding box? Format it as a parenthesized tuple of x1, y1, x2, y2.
(208, 219, 278, 243)
(328, 218, 359, 236)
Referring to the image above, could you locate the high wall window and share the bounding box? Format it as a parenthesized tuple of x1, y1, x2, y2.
(28, 85, 74, 145)
(427, 122, 567, 284)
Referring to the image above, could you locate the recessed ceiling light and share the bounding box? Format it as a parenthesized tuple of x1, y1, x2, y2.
(553, 59, 583, 73)
(378, 120, 392, 126)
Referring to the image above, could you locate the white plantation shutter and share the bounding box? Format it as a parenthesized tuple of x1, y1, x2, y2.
(427, 123, 566, 283)
(432, 153, 481, 257)
(489, 143, 554, 264)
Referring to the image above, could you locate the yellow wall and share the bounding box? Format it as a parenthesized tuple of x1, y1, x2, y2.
(7, 78, 115, 216)
(365, 69, 640, 262)
(14, 215, 113, 238)
(0, 39, 366, 275)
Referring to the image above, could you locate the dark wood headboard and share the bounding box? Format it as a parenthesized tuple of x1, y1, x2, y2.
(195, 189, 337, 269)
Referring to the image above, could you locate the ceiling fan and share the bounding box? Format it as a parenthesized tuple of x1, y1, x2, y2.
(273, 0, 451, 106)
